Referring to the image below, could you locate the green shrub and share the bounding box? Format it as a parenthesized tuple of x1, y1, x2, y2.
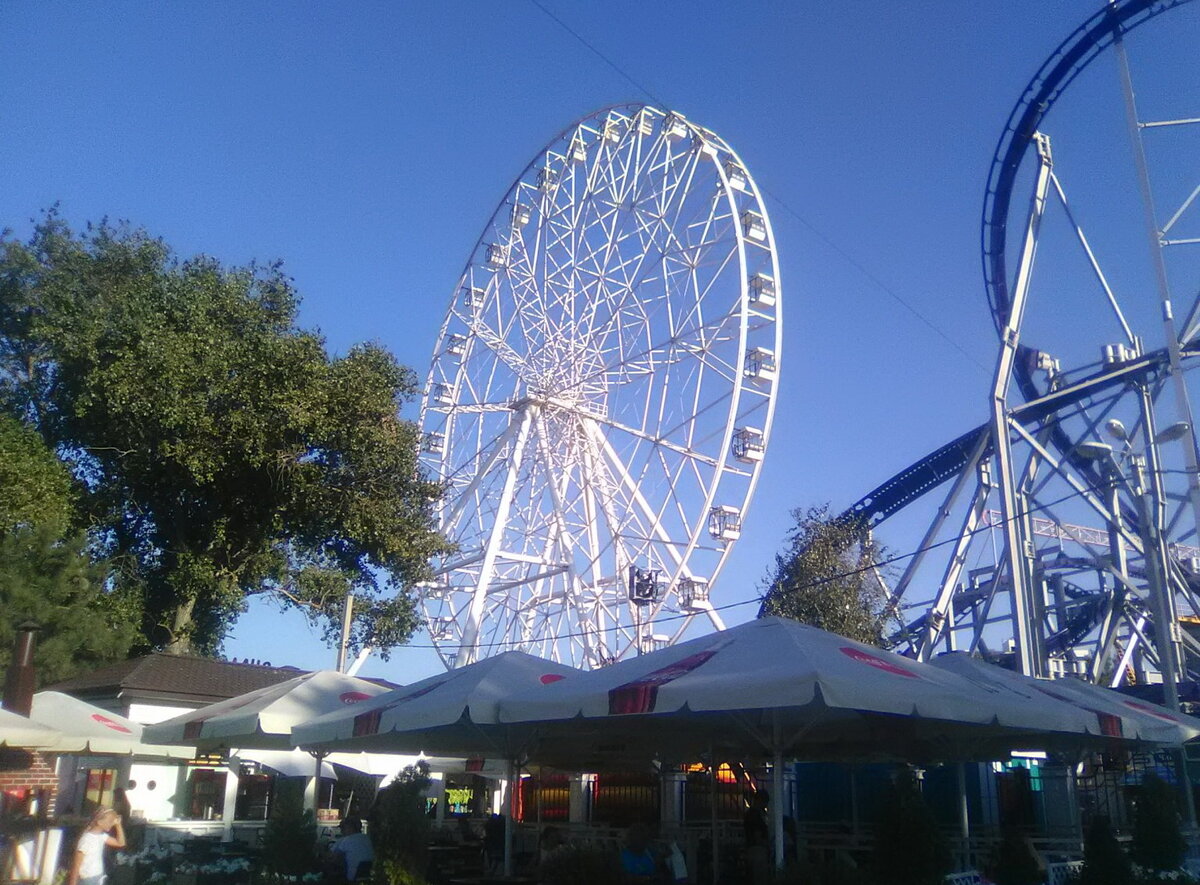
(369, 762, 432, 885)
(1079, 815, 1131, 885)
(871, 770, 951, 885)
(538, 843, 621, 885)
(261, 797, 318, 878)
(1131, 771, 1187, 872)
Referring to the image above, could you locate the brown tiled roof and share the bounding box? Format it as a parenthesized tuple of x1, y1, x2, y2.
(46, 653, 305, 707)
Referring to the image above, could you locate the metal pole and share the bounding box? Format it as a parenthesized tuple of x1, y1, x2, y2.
(336, 592, 354, 673)
(772, 749, 785, 871)
(709, 750, 719, 885)
(956, 763, 971, 870)
(504, 759, 516, 877)
(990, 133, 1054, 676)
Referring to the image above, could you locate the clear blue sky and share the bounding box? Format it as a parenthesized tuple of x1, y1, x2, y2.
(4, 2, 1192, 683)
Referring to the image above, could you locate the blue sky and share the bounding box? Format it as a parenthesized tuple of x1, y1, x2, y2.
(4, 1, 1193, 682)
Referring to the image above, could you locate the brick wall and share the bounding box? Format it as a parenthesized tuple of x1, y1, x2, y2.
(0, 748, 58, 815)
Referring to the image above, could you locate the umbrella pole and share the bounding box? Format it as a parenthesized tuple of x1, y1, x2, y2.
(772, 749, 784, 871)
(709, 750, 719, 885)
(306, 750, 327, 817)
(504, 758, 515, 878)
(956, 762, 970, 870)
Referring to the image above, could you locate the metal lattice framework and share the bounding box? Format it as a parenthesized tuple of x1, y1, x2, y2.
(417, 104, 782, 669)
(844, 0, 1200, 694)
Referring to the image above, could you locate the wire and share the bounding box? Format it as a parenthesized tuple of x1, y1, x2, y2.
(392, 482, 1096, 654)
(527, 0, 668, 110)
(526, 0, 989, 374)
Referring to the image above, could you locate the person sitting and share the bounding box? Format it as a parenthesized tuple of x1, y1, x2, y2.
(330, 817, 374, 883)
(619, 823, 662, 883)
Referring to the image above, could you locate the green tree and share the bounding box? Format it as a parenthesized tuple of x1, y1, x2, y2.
(0, 525, 137, 686)
(0, 414, 74, 533)
(0, 413, 134, 684)
(760, 504, 893, 646)
(0, 212, 450, 656)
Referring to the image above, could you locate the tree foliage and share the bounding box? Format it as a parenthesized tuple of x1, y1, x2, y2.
(0, 212, 450, 656)
(760, 504, 894, 646)
(0, 525, 138, 686)
(0, 412, 134, 684)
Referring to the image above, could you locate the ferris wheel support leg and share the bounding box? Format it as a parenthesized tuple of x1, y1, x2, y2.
(457, 404, 537, 667)
(990, 133, 1053, 677)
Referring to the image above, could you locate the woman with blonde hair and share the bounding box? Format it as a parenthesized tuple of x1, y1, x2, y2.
(67, 807, 125, 885)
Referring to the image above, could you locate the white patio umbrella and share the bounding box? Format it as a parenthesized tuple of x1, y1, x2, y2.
(30, 692, 196, 758)
(496, 616, 1124, 870)
(0, 706, 62, 749)
(292, 651, 580, 876)
(143, 670, 389, 751)
(930, 652, 1200, 745)
(143, 670, 390, 816)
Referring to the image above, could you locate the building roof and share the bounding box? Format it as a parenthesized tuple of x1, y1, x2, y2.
(46, 653, 306, 708)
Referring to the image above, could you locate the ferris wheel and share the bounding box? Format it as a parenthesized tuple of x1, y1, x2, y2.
(416, 104, 782, 669)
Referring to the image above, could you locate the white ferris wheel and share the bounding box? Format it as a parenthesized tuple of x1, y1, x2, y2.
(417, 104, 782, 669)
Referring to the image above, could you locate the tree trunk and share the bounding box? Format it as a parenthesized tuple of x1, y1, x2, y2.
(162, 596, 197, 655)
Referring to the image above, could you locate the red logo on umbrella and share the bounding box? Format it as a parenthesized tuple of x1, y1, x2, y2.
(1123, 699, 1181, 723)
(608, 650, 718, 715)
(339, 691, 371, 704)
(91, 713, 133, 734)
(540, 674, 566, 684)
(839, 647, 919, 679)
(352, 709, 383, 737)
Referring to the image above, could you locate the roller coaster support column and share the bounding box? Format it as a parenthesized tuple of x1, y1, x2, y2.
(989, 133, 1054, 677)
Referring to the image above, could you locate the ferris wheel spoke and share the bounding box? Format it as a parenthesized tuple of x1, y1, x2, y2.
(419, 105, 780, 667)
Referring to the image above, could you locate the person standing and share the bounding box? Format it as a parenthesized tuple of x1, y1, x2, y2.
(744, 790, 770, 885)
(68, 807, 125, 885)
